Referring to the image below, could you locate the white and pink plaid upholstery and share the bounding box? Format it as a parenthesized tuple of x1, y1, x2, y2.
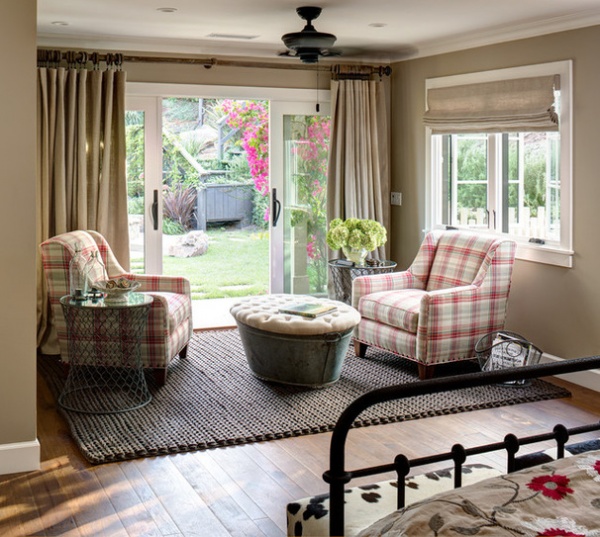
(353, 230, 516, 377)
(40, 230, 193, 379)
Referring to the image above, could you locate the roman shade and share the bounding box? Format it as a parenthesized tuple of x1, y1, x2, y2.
(423, 75, 559, 133)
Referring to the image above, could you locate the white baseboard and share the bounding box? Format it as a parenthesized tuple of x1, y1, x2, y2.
(541, 353, 600, 393)
(0, 439, 40, 476)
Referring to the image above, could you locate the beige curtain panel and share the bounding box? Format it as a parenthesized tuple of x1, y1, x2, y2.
(423, 75, 560, 133)
(37, 65, 129, 354)
(327, 71, 390, 260)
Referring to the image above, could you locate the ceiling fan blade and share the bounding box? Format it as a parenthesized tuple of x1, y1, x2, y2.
(320, 48, 342, 58)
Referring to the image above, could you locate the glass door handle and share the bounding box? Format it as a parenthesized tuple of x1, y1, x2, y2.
(272, 188, 282, 227)
(152, 189, 159, 231)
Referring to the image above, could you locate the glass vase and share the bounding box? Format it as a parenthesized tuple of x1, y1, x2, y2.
(69, 246, 88, 299)
(84, 251, 108, 293)
(342, 246, 368, 266)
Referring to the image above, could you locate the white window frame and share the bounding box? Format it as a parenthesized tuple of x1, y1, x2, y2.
(425, 60, 573, 268)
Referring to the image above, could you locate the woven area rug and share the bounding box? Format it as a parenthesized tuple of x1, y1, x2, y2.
(39, 329, 571, 464)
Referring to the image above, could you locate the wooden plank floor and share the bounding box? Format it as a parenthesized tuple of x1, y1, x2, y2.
(1, 368, 599, 536)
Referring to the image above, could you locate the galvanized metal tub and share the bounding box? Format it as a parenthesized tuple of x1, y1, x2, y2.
(236, 320, 354, 388)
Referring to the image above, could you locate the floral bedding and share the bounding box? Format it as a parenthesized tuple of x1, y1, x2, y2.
(357, 450, 600, 537)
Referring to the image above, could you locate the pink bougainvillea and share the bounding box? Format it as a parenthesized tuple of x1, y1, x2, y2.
(307, 234, 322, 260)
(289, 116, 330, 292)
(221, 100, 269, 206)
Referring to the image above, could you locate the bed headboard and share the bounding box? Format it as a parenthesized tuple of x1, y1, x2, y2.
(323, 356, 600, 537)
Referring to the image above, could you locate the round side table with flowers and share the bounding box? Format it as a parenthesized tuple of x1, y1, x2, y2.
(326, 218, 394, 304)
(328, 258, 397, 305)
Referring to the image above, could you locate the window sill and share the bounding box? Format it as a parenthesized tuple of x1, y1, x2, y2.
(515, 242, 573, 268)
(430, 226, 573, 268)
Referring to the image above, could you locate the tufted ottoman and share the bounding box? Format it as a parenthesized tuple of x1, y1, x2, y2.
(229, 294, 361, 387)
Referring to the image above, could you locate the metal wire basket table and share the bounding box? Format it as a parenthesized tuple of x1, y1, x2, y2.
(59, 293, 153, 414)
(328, 259, 397, 305)
(475, 330, 543, 386)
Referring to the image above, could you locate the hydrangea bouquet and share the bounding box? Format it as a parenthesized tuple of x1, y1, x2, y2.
(326, 218, 387, 262)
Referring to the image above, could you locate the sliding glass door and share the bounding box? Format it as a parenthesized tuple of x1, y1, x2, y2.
(126, 84, 330, 299)
(125, 96, 162, 274)
(270, 102, 330, 295)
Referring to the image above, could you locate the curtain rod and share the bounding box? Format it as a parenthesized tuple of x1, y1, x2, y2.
(37, 49, 392, 77)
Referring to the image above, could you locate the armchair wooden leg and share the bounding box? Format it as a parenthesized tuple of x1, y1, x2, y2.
(153, 368, 167, 387)
(354, 340, 368, 358)
(179, 345, 188, 359)
(417, 363, 435, 380)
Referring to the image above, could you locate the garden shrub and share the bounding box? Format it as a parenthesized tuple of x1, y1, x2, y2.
(163, 184, 197, 231)
(163, 218, 185, 235)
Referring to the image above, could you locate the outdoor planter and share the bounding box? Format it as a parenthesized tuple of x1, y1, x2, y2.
(195, 183, 253, 230)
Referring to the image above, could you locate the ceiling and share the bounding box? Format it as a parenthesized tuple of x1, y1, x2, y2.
(37, 0, 600, 64)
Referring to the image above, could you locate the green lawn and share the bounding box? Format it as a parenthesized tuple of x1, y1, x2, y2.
(132, 227, 269, 300)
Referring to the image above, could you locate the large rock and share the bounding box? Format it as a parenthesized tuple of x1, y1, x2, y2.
(168, 231, 209, 258)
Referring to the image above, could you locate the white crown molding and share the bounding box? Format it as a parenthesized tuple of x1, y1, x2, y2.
(0, 440, 40, 476)
(401, 9, 600, 60)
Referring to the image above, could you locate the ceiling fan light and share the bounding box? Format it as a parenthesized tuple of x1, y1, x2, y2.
(297, 49, 321, 63)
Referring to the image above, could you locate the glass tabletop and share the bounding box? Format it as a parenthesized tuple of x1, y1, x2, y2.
(60, 292, 153, 309)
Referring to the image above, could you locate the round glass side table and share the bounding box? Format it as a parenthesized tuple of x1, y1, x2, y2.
(59, 292, 153, 414)
(328, 259, 397, 305)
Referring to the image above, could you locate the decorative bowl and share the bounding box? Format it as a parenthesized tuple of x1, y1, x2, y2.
(95, 278, 141, 302)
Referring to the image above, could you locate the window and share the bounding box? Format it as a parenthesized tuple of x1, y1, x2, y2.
(425, 61, 572, 267)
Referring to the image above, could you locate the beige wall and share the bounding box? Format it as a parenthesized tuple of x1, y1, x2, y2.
(0, 0, 38, 468)
(390, 26, 600, 362)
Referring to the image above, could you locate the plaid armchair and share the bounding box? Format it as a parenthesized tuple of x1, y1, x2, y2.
(352, 230, 516, 380)
(40, 230, 193, 385)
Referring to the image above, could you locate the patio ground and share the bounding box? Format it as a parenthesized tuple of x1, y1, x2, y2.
(192, 296, 237, 330)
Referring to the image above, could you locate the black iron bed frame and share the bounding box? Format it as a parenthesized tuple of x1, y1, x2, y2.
(323, 356, 600, 537)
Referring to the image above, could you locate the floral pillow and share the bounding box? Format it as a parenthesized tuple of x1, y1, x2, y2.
(357, 450, 600, 537)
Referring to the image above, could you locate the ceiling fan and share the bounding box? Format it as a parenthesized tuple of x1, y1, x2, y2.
(280, 6, 341, 63)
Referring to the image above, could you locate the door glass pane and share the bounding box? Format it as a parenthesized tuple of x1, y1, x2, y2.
(283, 115, 330, 296)
(125, 110, 146, 273)
(160, 97, 269, 300)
